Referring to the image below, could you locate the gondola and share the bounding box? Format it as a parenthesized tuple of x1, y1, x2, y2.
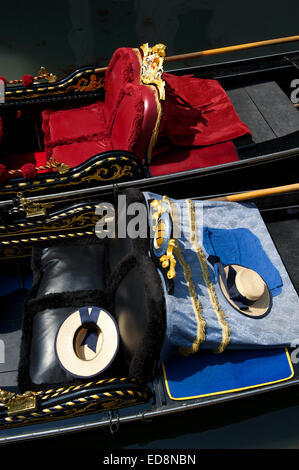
(0, 35, 299, 212)
(0, 181, 298, 445)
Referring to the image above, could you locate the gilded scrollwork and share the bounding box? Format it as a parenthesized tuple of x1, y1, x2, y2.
(79, 164, 134, 183)
(68, 74, 105, 92)
(140, 43, 166, 100)
(0, 210, 99, 238)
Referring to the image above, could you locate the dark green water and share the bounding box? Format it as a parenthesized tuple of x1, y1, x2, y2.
(1, 0, 299, 452)
(1, 0, 299, 79)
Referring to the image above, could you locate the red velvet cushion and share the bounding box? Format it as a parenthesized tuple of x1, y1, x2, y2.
(42, 101, 105, 156)
(158, 73, 250, 147)
(41, 48, 143, 168)
(150, 141, 239, 176)
(41, 81, 159, 167)
(51, 138, 112, 168)
(104, 47, 142, 130)
(111, 83, 160, 161)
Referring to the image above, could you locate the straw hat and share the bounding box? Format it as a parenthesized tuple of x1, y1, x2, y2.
(218, 265, 271, 317)
(55, 306, 119, 378)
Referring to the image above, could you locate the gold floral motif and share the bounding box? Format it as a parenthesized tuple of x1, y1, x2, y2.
(140, 43, 166, 100)
(38, 66, 57, 83)
(79, 164, 134, 183)
(68, 74, 105, 92)
(160, 239, 177, 279)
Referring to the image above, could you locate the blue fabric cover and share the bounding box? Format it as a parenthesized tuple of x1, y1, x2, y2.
(142, 192, 299, 361)
(163, 348, 293, 400)
(203, 227, 282, 296)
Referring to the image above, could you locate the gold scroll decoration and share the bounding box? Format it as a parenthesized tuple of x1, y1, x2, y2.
(140, 43, 166, 100)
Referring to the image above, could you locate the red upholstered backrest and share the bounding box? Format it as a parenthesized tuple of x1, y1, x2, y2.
(111, 83, 161, 162)
(104, 47, 142, 130)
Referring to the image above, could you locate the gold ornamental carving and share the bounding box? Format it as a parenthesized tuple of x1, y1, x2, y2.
(140, 43, 166, 100)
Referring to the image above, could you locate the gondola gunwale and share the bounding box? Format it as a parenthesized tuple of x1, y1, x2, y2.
(0, 150, 143, 200)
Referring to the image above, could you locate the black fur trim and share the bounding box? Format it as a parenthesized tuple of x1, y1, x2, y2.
(128, 254, 166, 382)
(107, 253, 137, 294)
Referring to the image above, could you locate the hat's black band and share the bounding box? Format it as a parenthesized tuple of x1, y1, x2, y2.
(208, 255, 254, 310)
(79, 306, 102, 353)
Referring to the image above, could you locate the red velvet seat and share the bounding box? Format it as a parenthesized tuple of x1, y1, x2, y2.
(44, 82, 161, 169)
(0, 47, 149, 183)
(0, 47, 162, 185)
(41, 47, 153, 169)
(150, 141, 239, 176)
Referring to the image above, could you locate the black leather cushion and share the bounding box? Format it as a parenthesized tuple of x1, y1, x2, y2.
(107, 236, 166, 380)
(30, 307, 76, 384)
(26, 242, 108, 387)
(37, 244, 106, 296)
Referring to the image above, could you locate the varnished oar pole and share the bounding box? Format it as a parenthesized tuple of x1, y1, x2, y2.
(165, 35, 299, 63)
(209, 183, 299, 202)
(94, 35, 299, 74)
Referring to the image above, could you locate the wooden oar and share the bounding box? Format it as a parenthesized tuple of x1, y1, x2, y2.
(94, 34, 299, 74)
(208, 183, 299, 202)
(165, 35, 299, 64)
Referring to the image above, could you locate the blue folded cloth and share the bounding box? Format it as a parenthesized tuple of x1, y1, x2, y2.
(203, 227, 283, 297)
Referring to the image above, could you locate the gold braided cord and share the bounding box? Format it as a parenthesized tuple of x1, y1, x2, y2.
(161, 195, 206, 355)
(174, 244, 206, 355)
(186, 199, 231, 353)
(0, 389, 149, 427)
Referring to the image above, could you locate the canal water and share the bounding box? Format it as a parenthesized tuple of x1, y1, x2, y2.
(1, 0, 299, 452)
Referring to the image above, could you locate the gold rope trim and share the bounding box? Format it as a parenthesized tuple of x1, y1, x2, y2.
(174, 244, 206, 355)
(162, 195, 206, 355)
(0, 388, 149, 426)
(0, 230, 95, 246)
(186, 199, 231, 353)
(147, 84, 163, 163)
